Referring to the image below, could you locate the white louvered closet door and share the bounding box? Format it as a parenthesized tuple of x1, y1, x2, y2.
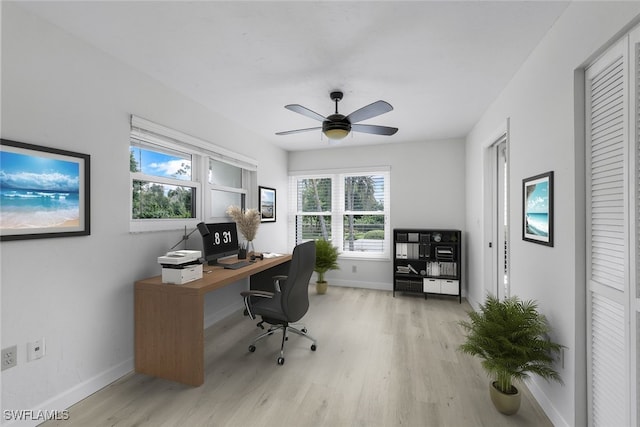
(585, 27, 639, 427)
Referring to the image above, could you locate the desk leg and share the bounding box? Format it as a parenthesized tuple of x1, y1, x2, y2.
(135, 287, 204, 387)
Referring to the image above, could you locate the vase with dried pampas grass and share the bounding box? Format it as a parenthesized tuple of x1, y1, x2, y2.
(226, 205, 261, 258)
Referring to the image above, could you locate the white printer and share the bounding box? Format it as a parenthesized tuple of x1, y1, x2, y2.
(157, 250, 203, 284)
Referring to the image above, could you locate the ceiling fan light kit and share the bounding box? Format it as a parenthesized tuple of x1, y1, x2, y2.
(276, 90, 398, 142)
(322, 116, 351, 140)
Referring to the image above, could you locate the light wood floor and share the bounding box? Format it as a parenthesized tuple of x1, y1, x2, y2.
(43, 286, 553, 427)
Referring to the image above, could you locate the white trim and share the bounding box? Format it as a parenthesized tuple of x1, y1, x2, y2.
(129, 115, 258, 232)
(526, 378, 571, 427)
(289, 165, 391, 176)
(130, 218, 201, 234)
(289, 168, 391, 259)
(130, 172, 200, 189)
(629, 24, 640, 427)
(4, 359, 133, 427)
(204, 301, 245, 329)
(481, 119, 509, 301)
(321, 278, 391, 292)
(131, 115, 257, 170)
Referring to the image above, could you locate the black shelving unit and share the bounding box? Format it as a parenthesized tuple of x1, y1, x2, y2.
(393, 228, 462, 303)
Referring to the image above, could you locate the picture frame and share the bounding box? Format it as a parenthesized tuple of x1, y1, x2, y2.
(522, 171, 553, 247)
(258, 186, 276, 223)
(0, 139, 91, 241)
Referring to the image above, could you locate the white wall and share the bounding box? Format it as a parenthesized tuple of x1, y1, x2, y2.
(0, 4, 288, 422)
(288, 138, 466, 290)
(465, 3, 640, 427)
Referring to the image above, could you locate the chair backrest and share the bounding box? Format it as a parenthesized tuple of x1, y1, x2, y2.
(281, 240, 316, 323)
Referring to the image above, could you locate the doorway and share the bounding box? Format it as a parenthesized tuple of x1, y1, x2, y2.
(486, 134, 509, 300)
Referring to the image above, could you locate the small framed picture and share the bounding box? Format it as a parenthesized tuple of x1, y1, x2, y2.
(259, 186, 276, 223)
(1, 139, 91, 241)
(522, 171, 553, 247)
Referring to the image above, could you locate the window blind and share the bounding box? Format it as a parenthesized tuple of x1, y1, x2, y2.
(289, 167, 390, 258)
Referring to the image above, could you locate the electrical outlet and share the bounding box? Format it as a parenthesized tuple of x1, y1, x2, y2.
(27, 339, 45, 362)
(2, 345, 17, 371)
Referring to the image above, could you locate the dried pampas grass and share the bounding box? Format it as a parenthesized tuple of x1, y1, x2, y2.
(226, 205, 261, 241)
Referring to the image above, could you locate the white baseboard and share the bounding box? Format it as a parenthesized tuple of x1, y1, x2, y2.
(4, 358, 133, 427)
(3, 301, 246, 427)
(526, 379, 570, 427)
(324, 279, 391, 292)
(204, 300, 244, 328)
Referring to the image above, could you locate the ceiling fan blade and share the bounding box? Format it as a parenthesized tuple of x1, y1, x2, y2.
(284, 104, 326, 122)
(351, 124, 398, 136)
(275, 127, 322, 136)
(346, 100, 393, 123)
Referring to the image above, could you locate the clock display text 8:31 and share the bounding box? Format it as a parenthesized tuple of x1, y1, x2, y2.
(213, 230, 232, 246)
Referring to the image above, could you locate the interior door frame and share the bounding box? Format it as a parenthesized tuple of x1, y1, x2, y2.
(482, 120, 510, 300)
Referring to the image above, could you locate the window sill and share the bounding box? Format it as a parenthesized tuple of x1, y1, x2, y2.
(339, 253, 391, 262)
(129, 218, 201, 234)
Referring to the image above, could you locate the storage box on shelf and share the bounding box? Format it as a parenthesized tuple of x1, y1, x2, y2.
(393, 228, 462, 302)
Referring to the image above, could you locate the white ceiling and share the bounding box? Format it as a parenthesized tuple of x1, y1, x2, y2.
(15, 1, 570, 151)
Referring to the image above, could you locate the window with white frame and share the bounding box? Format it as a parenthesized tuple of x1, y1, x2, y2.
(289, 168, 390, 259)
(130, 140, 198, 220)
(129, 116, 257, 232)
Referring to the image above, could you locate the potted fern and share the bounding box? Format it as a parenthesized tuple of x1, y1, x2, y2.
(314, 239, 339, 294)
(458, 295, 563, 415)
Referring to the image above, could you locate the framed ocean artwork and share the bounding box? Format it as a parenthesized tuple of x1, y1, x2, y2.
(258, 186, 276, 223)
(0, 139, 90, 241)
(522, 171, 553, 247)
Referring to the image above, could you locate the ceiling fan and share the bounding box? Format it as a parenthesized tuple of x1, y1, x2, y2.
(276, 91, 398, 141)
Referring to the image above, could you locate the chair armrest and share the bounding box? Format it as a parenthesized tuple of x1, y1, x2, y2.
(240, 290, 274, 298)
(241, 290, 274, 320)
(273, 275, 288, 293)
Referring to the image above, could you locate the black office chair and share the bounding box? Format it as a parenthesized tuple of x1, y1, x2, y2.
(241, 240, 317, 365)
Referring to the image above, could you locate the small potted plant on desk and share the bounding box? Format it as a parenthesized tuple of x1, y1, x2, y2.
(458, 294, 563, 415)
(314, 239, 339, 294)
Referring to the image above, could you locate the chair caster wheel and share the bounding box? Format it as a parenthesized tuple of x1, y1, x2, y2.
(248, 345, 256, 352)
(311, 344, 317, 351)
(277, 357, 285, 365)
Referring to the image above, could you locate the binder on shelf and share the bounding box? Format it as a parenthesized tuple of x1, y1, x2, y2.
(408, 243, 419, 259)
(395, 243, 408, 259)
(419, 243, 430, 259)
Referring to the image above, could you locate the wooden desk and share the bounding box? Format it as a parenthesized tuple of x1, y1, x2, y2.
(134, 255, 292, 386)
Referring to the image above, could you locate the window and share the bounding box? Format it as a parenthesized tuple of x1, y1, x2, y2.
(207, 158, 250, 220)
(130, 116, 257, 232)
(289, 168, 390, 259)
(130, 141, 197, 220)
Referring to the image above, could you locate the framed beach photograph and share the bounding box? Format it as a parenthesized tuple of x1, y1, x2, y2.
(0, 139, 90, 241)
(522, 171, 553, 247)
(258, 186, 276, 223)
